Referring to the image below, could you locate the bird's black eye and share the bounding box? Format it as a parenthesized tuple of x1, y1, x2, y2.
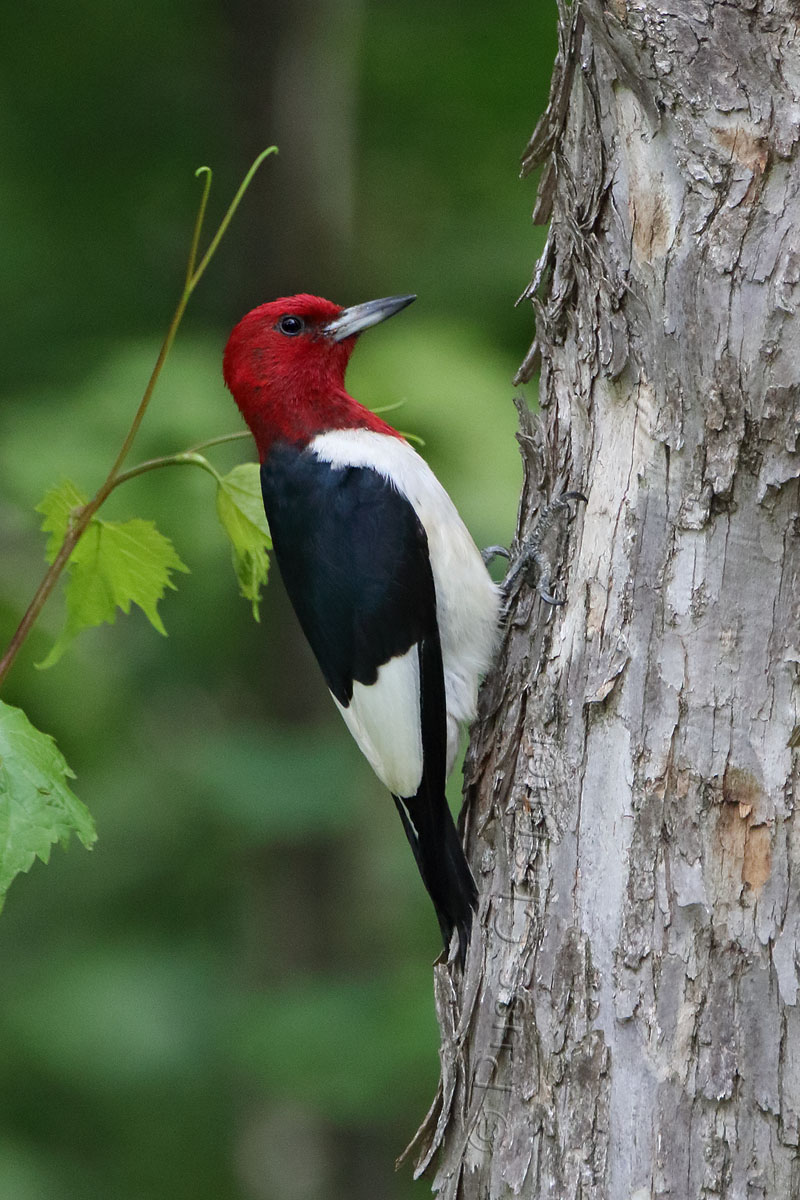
(277, 314, 304, 337)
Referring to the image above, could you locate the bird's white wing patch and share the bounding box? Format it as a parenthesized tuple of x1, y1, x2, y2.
(332, 645, 423, 799)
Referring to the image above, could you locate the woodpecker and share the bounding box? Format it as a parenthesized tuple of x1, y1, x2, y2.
(223, 294, 500, 963)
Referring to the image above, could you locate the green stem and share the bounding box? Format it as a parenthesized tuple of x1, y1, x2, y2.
(187, 147, 277, 297)
(104, 147, 276, 488)
(187, 430, 253, 454)
(109, 451, 222, 491)
(0, 148, 275, 691)
(185, 167, 212, 287)
(370, 401, 407, 415)
(104, 431, 253, 491)
(103, 293, 192, 488)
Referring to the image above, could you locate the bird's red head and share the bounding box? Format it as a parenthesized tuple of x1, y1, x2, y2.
(223, 293, 415, 458)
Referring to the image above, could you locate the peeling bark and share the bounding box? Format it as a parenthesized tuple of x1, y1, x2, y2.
(409, 2, 800, 1195)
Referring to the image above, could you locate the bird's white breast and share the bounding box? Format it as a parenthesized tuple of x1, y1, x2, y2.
(311, 428, 501, 774)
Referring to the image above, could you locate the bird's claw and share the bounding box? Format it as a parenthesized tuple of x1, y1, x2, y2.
(504, 489, 586, 607)
(481, 544, 511, 567)
(537, 584, 564, 607)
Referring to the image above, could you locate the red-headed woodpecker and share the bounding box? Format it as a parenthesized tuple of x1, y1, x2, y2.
(223, 294, 500, 963)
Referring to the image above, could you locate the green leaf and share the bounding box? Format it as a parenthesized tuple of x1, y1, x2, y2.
(0, 699, 96, 910)
(215, 463, 271, 620)
(36, 479, 88, 564)
(39, 517, 189, 668)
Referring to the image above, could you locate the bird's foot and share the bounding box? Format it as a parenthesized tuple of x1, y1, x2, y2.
(504, 490, 586, 606)
(481, 544, 511, 568)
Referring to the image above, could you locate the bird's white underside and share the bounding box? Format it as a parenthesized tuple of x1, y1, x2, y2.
(311, 428, 501, 796)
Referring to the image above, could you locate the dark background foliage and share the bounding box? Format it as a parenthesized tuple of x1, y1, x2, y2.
(0, 4, 555, 1196)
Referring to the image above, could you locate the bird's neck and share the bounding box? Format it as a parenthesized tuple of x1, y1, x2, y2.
(234, 380, 402, 460)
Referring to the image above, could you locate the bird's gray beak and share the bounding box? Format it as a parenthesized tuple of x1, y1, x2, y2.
(323, 294, 416, 342)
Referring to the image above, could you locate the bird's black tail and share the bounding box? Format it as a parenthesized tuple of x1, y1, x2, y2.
(393, 791, 478, 966)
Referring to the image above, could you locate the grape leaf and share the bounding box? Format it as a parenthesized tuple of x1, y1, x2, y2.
(215, 463, 271, 620)
(36, 490, 189, 668)
(0, 699, 96, 910)
(36, 479, 88, 563)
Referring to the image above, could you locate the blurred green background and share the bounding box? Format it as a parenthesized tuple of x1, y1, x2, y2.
(0, 3, 555, 1197)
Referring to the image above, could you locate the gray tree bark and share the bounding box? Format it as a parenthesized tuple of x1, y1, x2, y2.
(405, 2, 800, 1196)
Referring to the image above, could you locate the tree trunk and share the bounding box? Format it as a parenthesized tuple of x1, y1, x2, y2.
(406, 2, 800, 1195)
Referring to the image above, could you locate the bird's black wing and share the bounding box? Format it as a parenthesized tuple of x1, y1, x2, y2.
(260, 440, 438, 707)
